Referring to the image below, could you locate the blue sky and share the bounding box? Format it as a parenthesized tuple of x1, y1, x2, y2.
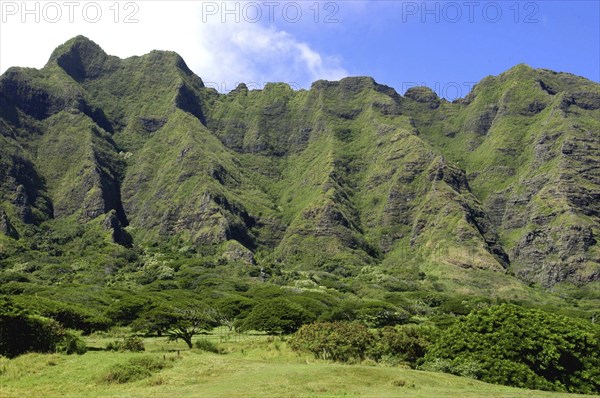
(1, 1, 598, 99)
(278, 0, 600, 98)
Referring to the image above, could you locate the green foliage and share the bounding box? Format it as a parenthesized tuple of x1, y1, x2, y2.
(356, 300, 410, 328)
(317, 299, 410, 327)
(105, 297, 152, 326)
(289, 322, 374, 362)
(165, 308, 216, 348)
(0, 297, 65, 358)
(290, 321, 436, 366)
(56, 329, 87, 355)
(213, 295, 255, 330)
(240, 298, 309, 334)
(105, 336, 145, 352)
(13, 296, 110, 334)
(131, 306, 179, 336)
(319, 300, 362, 322)
(374, 325, 437, 366)
(194, 338, 222, 354)
(101, 356, 171, 384)
(422, 304, 600, 394)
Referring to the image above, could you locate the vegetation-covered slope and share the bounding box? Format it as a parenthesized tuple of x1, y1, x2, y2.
(0, 36, 598, 296)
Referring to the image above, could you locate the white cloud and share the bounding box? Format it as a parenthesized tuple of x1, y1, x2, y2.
(0, 1, 347, 91)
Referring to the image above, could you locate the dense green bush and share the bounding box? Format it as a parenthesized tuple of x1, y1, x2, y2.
(319, 300, 361, 322)
(123, 335, 146, 351)
(356, 300, 410, 328)
(289, 322, 374, 362)
(318, 300, 410, 327)
(105, 297, 152, 325)
(422, 304, 600, 394)
(290, 322, 436, 365)
(14, 296, 110, 334)
(213, 296, 255, 330)
(240, 298, 309, 334)
(374, 325, 437, 366)
(285, 296, 324, 323)
(0, 297, 65, 358)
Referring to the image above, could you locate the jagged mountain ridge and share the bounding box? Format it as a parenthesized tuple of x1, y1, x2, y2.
(0, 36, 598, 289)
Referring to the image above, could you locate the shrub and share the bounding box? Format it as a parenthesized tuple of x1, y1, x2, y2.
(0, 297, 65, 358)
(105, 336, 145, 352)
(194, 339, 221, 354)
(373, 325, 437, 366)
(289, 322, 374, 362)
(56, 330, 87, 355)
(102, 356, 170, 384)
(319, 300, 361, 322)
(123, 336, 145, 352)
(422, 304, 600, 394)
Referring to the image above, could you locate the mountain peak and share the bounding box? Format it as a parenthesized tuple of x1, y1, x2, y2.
(47, 36, 107, 63)
(46, 35, 116, 81)
(146, 50, 196, 76)
(404, 86, 441, 108)
(310, 76, 382, 94)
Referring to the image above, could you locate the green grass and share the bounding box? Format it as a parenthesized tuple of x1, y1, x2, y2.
(0, 335, 592, 398)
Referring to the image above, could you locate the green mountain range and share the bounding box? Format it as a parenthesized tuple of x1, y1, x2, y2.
(1, 36, 598, 298)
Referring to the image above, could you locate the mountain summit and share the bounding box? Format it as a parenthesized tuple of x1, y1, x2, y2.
(0, 37, 598, 292)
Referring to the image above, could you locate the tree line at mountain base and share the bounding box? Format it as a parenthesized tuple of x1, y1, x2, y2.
(1, 290, 598, 394)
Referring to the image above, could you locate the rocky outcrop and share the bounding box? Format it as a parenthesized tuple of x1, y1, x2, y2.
(0, 209, 19, 239)
(175, 83, 206, 125)
(103, 210, 131, 246)
(513, 225, 597, 286)
(404, 86, 441, 109)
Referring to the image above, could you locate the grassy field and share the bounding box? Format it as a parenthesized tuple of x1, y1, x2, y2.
(0, 333, 592, 398)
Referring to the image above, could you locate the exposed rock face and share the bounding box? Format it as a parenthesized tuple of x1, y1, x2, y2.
(13, 185, 33, 223)
(103, 210, 131, 246)
(513, 225, 597, 285)
(408, 65, 600, 286)
(175, 83, 206, 125)
(0, 209, 19, 239)
(0, 38, 598, 288)
(139, 117, 166, 133)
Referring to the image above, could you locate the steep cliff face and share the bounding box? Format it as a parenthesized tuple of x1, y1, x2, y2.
(408, 65, 600, 286)
(0, 37, 598, 289)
